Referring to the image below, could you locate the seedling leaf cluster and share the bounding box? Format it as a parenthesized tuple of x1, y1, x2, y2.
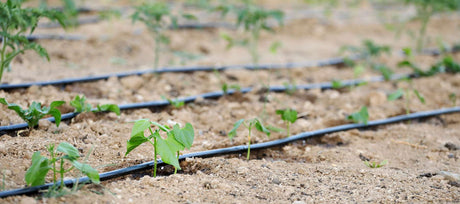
(228, 118, 270, 160)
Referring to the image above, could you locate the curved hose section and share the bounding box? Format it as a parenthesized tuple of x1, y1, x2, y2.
(0, 106, 458, 198)
(0, 74, 405, 133)
(0, 57, 352, 90)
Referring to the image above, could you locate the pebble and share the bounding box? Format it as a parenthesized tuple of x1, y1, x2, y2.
(272, 177, 281, 185)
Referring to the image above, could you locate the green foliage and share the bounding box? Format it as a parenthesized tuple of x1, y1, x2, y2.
(283, 82, 297, 95)
(0, 0, 65, 82)
(449, 93, 457, 107)
(276, 109, 297, 137)
(347, 106, 369, 125)
(161, 96, 185, 108)
(340, 39, 393, 80)
(228, 118, 270, 160)
(39, 0, 79, 27)
(222, 83, 241, 94)
(364, 160, 388, 168)
(331, 79, 344, 89)
(387, 79, 426, 115)
(131, 2, 196, 70)
(401, 0, 460, 51)
(398, 54, 460, 77)
(216, 0, 284, 64)
(70, 95, 120, 115)
(0, 98, 64, 129)
(125, 119, 195, 177)
(25, 142, 99, 196)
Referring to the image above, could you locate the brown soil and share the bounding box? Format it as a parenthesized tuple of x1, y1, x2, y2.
(1, 0, 460, 203)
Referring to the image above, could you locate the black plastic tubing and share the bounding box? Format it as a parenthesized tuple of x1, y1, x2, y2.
(0, 56, 351, 90)
(0, 106, 458, 198)
(0, 74, 403, 133)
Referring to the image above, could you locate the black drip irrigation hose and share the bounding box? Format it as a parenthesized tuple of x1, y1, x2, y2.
(0, 74, 406, 133)
(38, 17, 101, 28)
(0, 34, 85, 42)
(0, 56, 351, 90)
(0, 106, 458, 198)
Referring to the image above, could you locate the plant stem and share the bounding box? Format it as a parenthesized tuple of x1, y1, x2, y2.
(147, 127, 158, 177)
(0, 36, 7, 82)
(247, 126, 252, 160)
(405, 89, 410, 115)
(286, 122, 290, 137)
(174, 151, 179, 174)
(60, 159, 64, 190)
(416, 8, 431, 52)
(249, 24, 260, 65)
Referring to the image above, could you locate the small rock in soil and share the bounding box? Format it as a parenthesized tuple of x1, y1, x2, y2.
(445, 142, 458, 151)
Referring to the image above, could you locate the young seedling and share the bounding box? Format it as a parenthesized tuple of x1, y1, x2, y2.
(396, 0, 460, 51)
(364, 160, 388, 168)
(228, 118, 270, 160)
(213, 69, 241, 95)
(131, 2, 196, 70)
(0, 98, 65, 129)
(161, 95, 185, 109)
(340, 39, 393, 80)
(25, 142, 100, 196)
(39, 0, 79, 27)
(216, 0, 284, 64)
(388, 83, 426, 115)
(276, 109, 298, 137)
(125, 119, 194, 177)
(0, 0, 65, 83)
(449, 93, 457, 107)
(70, 95, 120, 115)
(347, 106, 369, 125)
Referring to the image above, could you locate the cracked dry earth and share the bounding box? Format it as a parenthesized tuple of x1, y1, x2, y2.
(1, 0, 460, 203)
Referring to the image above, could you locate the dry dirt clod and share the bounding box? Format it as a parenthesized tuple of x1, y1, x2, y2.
(445, 142, 459, 151)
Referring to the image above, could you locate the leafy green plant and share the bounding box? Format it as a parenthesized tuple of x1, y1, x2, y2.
(131, 2, 196, 70)
(0, 98, 65, 129)
(39, 0, 78, 27)
(25, 142, 99, 196)
(340, 39, 393, 80)
(331, 79, 344, 89)
(364, 159, 388, 168)
(283, 82, 297, 95)
(222, 83, 241, 94)
(216, 0, 284, 64)
(449, 93, 457, 107)
(161, 96, 185, 109)
(399, 0, 460, 51)
(347, 106, 369, 125)
(228, 118, 270, 160)
(70, 95, 120, 115)
(398, 55, 460, 77)
(388, 82, 426, 115)
(125, 119, 195, 177)
(276, 109, 297, 137)
(0, 0, 65, 82)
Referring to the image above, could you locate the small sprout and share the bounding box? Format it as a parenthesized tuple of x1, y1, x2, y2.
(25, 142, 99, 196)
(217, 0, 284, 64)
(70, 95, 120, 115)
(222, 83, 241, 95)
(0, 98, 64, 129)
(275, 109, 298, 137)
(125, 119, 194, 177)
(387, 89, 404, 101)
(347, 106, 369, 125)
(364, 160, 388, 168)
(387, 79, 426, 115)
(162, 96, 185, 108)
(228, 118, 270, 160)
(283, 82, 297, 95)
(331, 80, 344, 89)
(269, 41, 282, 54)
(449, 93, 457, 106)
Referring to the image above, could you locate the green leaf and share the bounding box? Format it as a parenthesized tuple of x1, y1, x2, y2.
(25, 151, 51, 186)
(269, 41, 282, 54)
(70, 160, 100, 184)
(96, 104, 121, 116)
(125, 132, 149, 156)
(266, 125, 284, 133)
(276, 109, 298, 123)
(228, 119, 244, 140)
(150, 121, 170, 132)
(347, 106, 369, 125)
(413, 90, 426, 104)
(254, 119, 270, 137)
(171, 123, 194, 149)
(131, 119, 151, 138)
(331, 80, 343, 89)
(48, 108, 62, 127)
(156, 136, 181, 169)
(57, 142, 80, 159)
(388, 89, 404, 101)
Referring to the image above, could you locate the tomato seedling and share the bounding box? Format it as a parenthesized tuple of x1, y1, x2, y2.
(276, 109, 298, 137)
(216, 0, 284, 64)
(25, 142, 99, 196)
(228, 118, 270, 160)
(387, 81, 426, 115)
(125, 119, 194, 177)
(161, 95, 185, 109)
(131, 2, 196, 70)
(0, 0, 65, 83)
(347, 106, 369, 125)
(70, 95, 120, 115)
(0, 98, 64, 129)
